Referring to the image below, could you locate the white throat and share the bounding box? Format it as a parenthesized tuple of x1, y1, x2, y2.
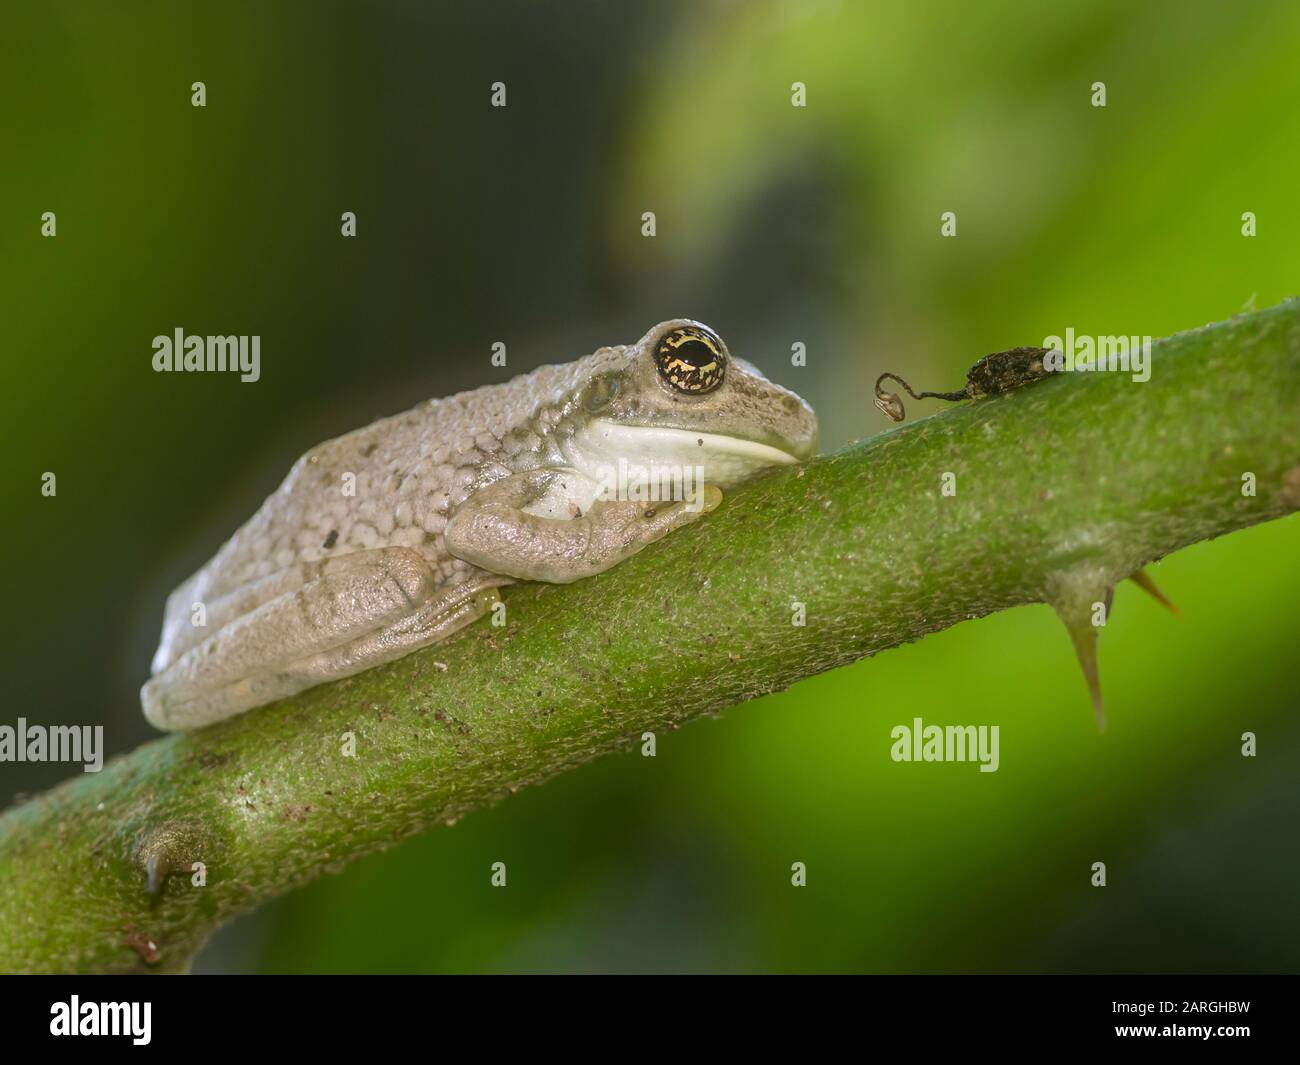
(567, 418, 797, 490)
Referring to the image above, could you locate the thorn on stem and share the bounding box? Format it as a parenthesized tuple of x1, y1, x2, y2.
(1063, 614, 1106, 731)
(136, 821, 201, 900)
(1046, 565, 1114, 731)
(1128, 568, 1180, 615)
(145, 852, 168, 897)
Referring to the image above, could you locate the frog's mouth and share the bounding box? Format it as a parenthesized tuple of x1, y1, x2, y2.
(571, 420, 802, 489)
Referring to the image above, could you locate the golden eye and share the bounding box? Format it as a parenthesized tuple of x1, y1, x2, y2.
(653, 326, 726, 394)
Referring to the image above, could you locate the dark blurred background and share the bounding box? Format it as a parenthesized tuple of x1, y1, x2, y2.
(3, 0, 1298, 972)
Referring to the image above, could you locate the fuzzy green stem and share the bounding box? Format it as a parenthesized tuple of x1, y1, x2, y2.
(2, 301, 1298, 973)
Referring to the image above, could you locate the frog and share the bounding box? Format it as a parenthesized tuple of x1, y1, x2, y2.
(142, 320, 819, 730)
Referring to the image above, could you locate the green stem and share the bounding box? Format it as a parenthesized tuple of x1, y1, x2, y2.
(2, 301, 1298, 973)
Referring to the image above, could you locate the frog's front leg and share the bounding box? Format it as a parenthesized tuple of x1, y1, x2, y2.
(141, 547, 503, 731)
(445, 468, 721, 584)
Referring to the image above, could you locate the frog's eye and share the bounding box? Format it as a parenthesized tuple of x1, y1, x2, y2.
(653, 326, 726, 395)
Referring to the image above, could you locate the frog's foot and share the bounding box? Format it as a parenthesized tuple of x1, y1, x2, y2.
(141, 549, 503, 731)
(445, 468, 722, 584)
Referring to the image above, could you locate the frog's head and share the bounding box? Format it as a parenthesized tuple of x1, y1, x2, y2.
(568, 320, 819, 489)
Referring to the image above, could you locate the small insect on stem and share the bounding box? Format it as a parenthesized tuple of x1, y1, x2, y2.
(874, 347, 1059, 423)
(872, 374, 966, 423)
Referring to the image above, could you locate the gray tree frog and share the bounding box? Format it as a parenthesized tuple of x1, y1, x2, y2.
(142, 320, 818, 730)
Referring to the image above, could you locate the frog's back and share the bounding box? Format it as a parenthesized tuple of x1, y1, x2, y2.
(163, 350, 619, 621)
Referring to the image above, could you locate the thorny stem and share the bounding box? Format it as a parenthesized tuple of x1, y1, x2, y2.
(1, 301, 1298, 973)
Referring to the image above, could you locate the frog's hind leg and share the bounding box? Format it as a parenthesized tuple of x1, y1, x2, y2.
(281, 581, 502, 696)
(141, 548, 504, 731)
(175, 581, 502, 731)
(155, 556, 366, 673)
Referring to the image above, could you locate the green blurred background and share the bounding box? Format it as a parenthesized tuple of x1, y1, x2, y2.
(3, 0, 1298, 972)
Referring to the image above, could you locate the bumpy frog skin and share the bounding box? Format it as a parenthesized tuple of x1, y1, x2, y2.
(142, 320, 818, 730)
